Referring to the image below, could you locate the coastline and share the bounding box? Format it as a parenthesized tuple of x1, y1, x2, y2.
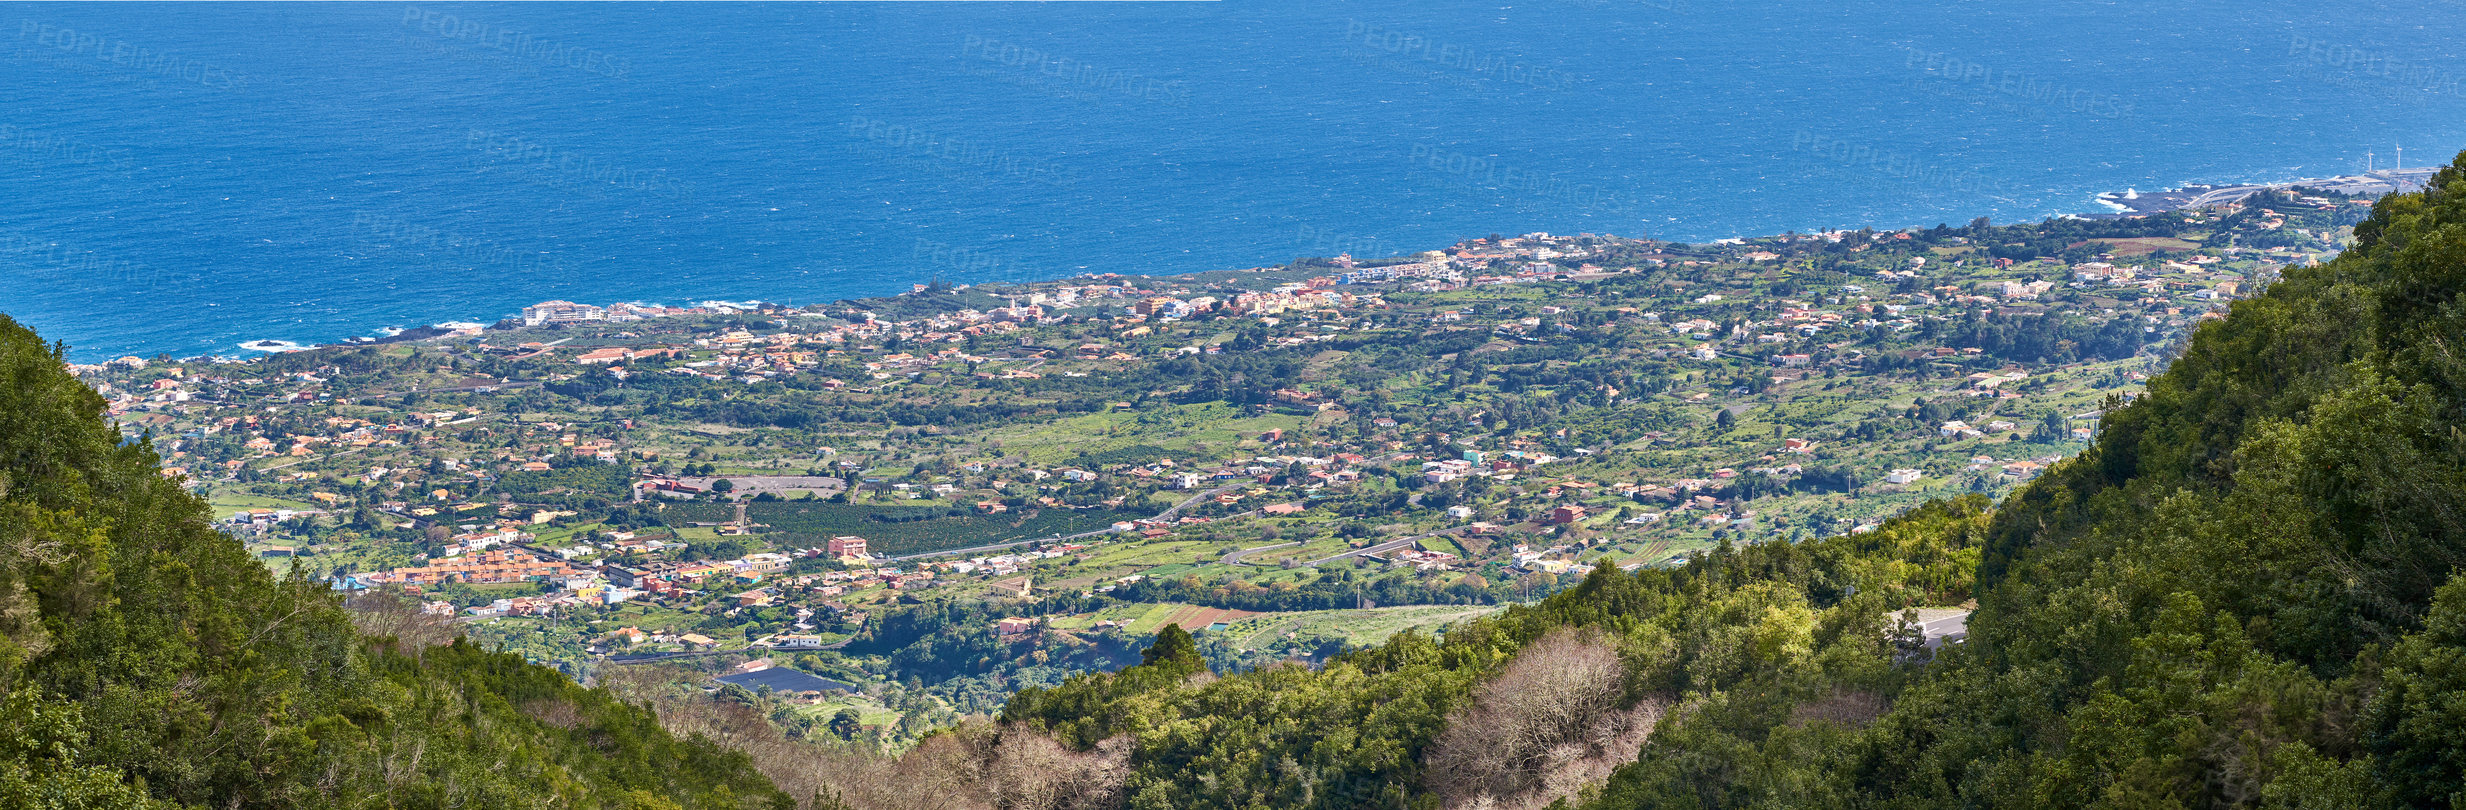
(2084, 166, 2442, 218)
(59, 164, 2435, 367)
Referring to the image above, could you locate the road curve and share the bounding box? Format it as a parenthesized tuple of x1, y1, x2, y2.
(1304, 537, 1421, 566)
(1221, 541, 1301, 566)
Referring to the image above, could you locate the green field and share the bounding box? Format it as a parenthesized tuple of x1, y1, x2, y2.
(980, 401, 1308, 464)
(205, 492, 324, 517)
(661, 501, 1139, 556)
(1216, 604, 1504, 650)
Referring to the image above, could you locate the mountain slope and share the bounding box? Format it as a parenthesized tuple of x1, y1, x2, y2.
(979, 152, 2466, 810)
(1819, 150, 2466, 807)
(0, 316, 793, 809)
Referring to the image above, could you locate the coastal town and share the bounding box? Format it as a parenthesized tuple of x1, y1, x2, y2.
(81, 185, 2361, 743)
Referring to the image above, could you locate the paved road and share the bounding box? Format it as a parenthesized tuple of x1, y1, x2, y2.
(1154, 482, 1242, 520)
(1286, 523, 1482, 567)
(1220, 541, 1300, 566)
(1914, 609, 1971, 650)
(506, 338, 576, 360)
(2182, 184, 2267, 209)
(1302, 540, 1420, 565)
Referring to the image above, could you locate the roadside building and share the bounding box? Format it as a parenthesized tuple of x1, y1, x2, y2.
(522, 300, 606, 327)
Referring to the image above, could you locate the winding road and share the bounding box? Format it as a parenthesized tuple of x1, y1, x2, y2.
(2180, 184, 2269, 209)
(1304, 537, 1423, 566)
(1220, 541, 1300, 566)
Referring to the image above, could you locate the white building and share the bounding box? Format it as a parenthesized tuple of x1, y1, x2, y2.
(522, 300, 606, 327)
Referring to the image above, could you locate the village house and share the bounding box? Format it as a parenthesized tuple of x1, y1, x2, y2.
(366, 549, 568, 586)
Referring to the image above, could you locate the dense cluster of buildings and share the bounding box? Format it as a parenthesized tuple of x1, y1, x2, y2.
(520, 300, 702, 327)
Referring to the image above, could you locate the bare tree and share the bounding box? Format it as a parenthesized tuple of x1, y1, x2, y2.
(986, 730, 1133, 810)
(345, 587, 457, 655)
(1424, 629, 1664, 809)
(597, 665, 1130, 810)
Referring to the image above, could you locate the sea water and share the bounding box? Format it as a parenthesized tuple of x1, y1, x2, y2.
(0, 0, 2459, 360)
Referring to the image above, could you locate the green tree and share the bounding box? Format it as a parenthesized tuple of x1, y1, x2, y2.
(1141, 624, 1205, 675)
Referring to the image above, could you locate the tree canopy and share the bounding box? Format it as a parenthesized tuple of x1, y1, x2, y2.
(0, 315, 791, 809)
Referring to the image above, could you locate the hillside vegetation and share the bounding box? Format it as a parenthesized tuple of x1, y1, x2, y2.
(967, 154, 2466, 808)
(0, 317, 792, 809)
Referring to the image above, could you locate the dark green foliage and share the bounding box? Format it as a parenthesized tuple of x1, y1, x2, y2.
(1138, 624, 1203, 674)
(852, 595, 1138, 689)
(2366, 578, 2466, 805)
(1918, 305, 2153, 365)
(0, 315, 791, 808)
(494, 459, 634, 499)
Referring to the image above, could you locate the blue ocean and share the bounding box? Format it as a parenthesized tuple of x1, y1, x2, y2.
(2, 1, 2462, 361)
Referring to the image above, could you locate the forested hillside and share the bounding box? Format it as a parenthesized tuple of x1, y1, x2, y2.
(970, 154, 2466, 808)
(1808, 149, 2466, 807)
(0, 317, 791, 809)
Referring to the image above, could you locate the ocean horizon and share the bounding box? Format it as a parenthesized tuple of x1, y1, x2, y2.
(3, 0, 2462, 361)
